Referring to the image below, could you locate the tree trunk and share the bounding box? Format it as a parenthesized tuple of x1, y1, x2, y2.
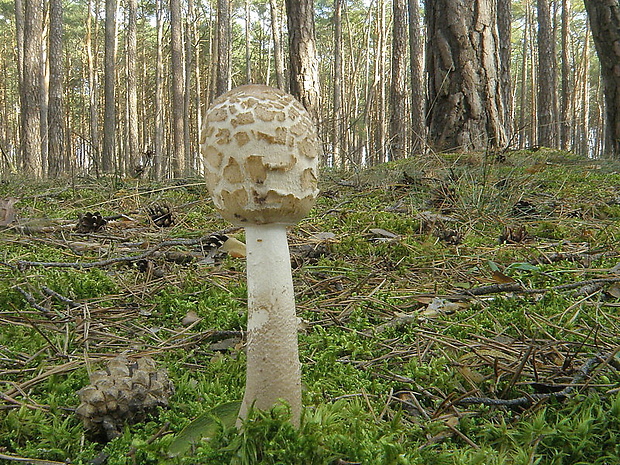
(269, 0, 285, 90)
(537, 0, 558, 147)
(560, 0, 571, 150)
(389, 0, 408, 160)
(426, 0, 507, 152)
(185, 0, 197, 173)
(245, 0, 252, 84)
(584, 0, 620, 158)
(408, 0, 425, 153)
(497, 0, 512, 146)
(332, 0, 343, 166)
(48, 0, 65, 176)
(285, 0, 320, 124)
(127, 0, 138, 173)
(170, 0, 185, 176)
(21, 0, 44, 177)
(102, 0, 117, 173)
(215, 0, 230, 97)
(154, 0, 164, 178)
(86, 0, 100, 174)
(518, 0, 530, 148)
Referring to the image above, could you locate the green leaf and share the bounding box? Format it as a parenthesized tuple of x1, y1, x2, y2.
(506, 262, 540, 272)
(168, 401, 241, 457)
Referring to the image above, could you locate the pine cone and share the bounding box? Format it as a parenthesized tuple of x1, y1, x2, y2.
(148, 204, 174, 227)
(75, 212, 107, 233)
(76, 356, 174, 441)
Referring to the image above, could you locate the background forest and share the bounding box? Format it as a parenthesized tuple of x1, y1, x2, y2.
(0, 0, 618, 179)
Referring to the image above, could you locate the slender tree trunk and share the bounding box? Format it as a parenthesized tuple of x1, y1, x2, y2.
(584, 0, 620, 158)
(154, 0, 164, 178)
(537, 0, 558, 147)
(332, 0, 343, 167)
(518, 0, 529, 148)
(40, 10, 49, 176)
(21, 0, 44, 177)
(245, 0, 252, 84)
(285, 0, 320, 125)
(408, 0, 425, 153)
(127, 0, 138, 173)
(170, 0, 185, 176)
(215, 0, 230, 97)
(48, 0, 65, 176)
(389, 0, 407, 160)
(497, 0, 512, 146)
(86, 0, 100, 174)
(185, 0, 196, 173)
(426, 0, 507, 152)
(372, 0, 386, 164)
(269, 0, 285, 90)
(560, 0, 571, 150)
(102, 0, 117, 173)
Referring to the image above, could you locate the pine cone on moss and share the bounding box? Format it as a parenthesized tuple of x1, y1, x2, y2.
(75, 212, 107, 233)
(148, 204, 174, 227)
(76, 356, 174, 441)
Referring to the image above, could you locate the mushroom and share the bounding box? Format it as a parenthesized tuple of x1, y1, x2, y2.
(200, 84, 320, 425)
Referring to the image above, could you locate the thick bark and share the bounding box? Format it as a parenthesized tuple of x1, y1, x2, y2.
(426, 0, 507, 152)
(102, 0, 117, 173)
(390, 0, 408, 160)
(48, 0, 65, 176)
(21, 0, 43, 177)
(584, 0, 620, 158)
(170, 0, 185, 176)
(408, 0, 425, 153)
(285, 0, 320, 124)
(537, 0, 558, 147)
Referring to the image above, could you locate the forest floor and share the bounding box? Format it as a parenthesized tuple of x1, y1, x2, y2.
(0, 149, 619, 464)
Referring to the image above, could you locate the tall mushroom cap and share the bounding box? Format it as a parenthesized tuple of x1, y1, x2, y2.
(200, 84, 320, 225)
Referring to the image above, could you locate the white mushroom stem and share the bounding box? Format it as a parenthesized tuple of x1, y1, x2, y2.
(238, 223, 302, 425)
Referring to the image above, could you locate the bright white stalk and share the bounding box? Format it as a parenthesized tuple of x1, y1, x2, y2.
(238, 223, 302, 425)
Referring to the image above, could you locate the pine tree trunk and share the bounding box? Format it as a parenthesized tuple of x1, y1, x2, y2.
(269, 0, 285, 90)
(215, 0, 230, 97)
(584, 0, 620, 158)
(245, 0, 252, 84)
(497, 0, 512, 146)
(127, 0, 138, 173)
(154, 0, 164, 178)
(48, 0, 65, 176)
(102, 0, 117, 173)
(21, 0, 44, 177)
(170, 0, 185, 176)
(408, 0, 425, 153)
(86, 0, 100, 174)
(560, 0, 571, 150)
(537, 0, 558, 147)
(332, 0, 343, 166)
(389, 0, 407, 160)
(426, 0, 507, 152)
(285, 0, 320, 124)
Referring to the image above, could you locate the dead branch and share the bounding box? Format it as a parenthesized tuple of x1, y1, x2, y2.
(453, 352, 615, 408)
(12, 230, 236, 269)
(450, 277, 620, 299)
